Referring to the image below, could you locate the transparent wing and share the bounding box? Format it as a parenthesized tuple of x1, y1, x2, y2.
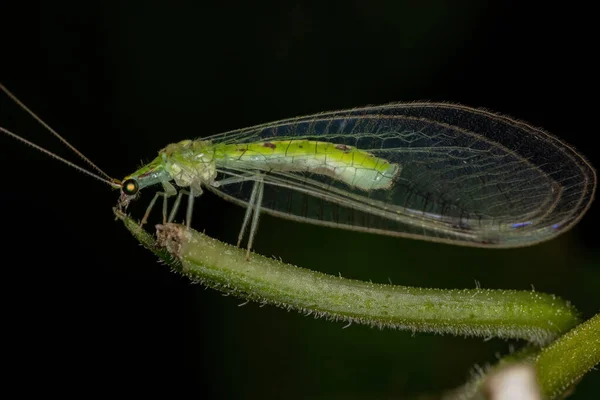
(203, 103, 596, 247)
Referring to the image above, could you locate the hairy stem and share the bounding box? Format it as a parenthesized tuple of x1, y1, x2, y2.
(534, 313, 600, 399)
(446, 314, 599, 400)
(117, 212, 597, 399)
(116, 212, 579, 346)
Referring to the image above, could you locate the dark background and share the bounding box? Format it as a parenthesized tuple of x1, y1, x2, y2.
(1, 1, 598, 398)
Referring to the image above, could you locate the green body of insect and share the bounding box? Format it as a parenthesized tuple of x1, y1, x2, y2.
(121, 139, 399, 200)
(119, 138, 401, 256)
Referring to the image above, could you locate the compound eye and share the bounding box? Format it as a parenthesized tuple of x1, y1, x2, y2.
(122, 179, 139, 196)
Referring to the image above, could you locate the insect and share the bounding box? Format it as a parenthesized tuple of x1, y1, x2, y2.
(1, 82, 596, 258)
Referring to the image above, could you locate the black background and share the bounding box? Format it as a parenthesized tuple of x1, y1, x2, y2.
(1, 1, 598, 398)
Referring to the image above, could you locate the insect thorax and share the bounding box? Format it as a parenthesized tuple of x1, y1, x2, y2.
(161, 139, 217, 187)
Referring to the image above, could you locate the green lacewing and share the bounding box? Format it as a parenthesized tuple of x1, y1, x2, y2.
(1, 83, 596, 253)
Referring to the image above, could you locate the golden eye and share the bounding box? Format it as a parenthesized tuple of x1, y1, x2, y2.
(122, 179, 139, 196)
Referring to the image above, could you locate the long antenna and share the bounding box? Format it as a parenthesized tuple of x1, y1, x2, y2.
(0, 126, 120, 188)
(0, 82, 115, 183)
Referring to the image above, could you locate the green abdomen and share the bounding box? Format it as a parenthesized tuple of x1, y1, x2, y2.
(214, 140, 400, 190)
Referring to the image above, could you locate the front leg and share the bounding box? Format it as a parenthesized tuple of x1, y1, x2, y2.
(140, 181, 178, 227)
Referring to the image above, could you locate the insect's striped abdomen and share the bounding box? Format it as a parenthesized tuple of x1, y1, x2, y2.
(215, 140, 400, 190)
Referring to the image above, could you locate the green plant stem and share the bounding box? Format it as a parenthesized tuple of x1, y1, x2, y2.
(534, 313, 600, 399)
(446, 314, 599, 400)
(117, 212, 597, 399)
(116, 212, 579, 345)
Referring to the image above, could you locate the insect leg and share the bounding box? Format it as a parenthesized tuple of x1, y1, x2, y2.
(140, 181, 179, 226)
(245, 179, 264, 260)
(164, 186, 203, 228)
(168, 191, 188, 223)
(213, 172, 265, 257)
(140, 192, 165, 227)
(186, 187, 195, 228)
(236, 179, 260, 247)
(162, 193, 168, 224)
(211, 172, 256, 188)
(162, 181, 177, 223)
(185, 183, 205, 228)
